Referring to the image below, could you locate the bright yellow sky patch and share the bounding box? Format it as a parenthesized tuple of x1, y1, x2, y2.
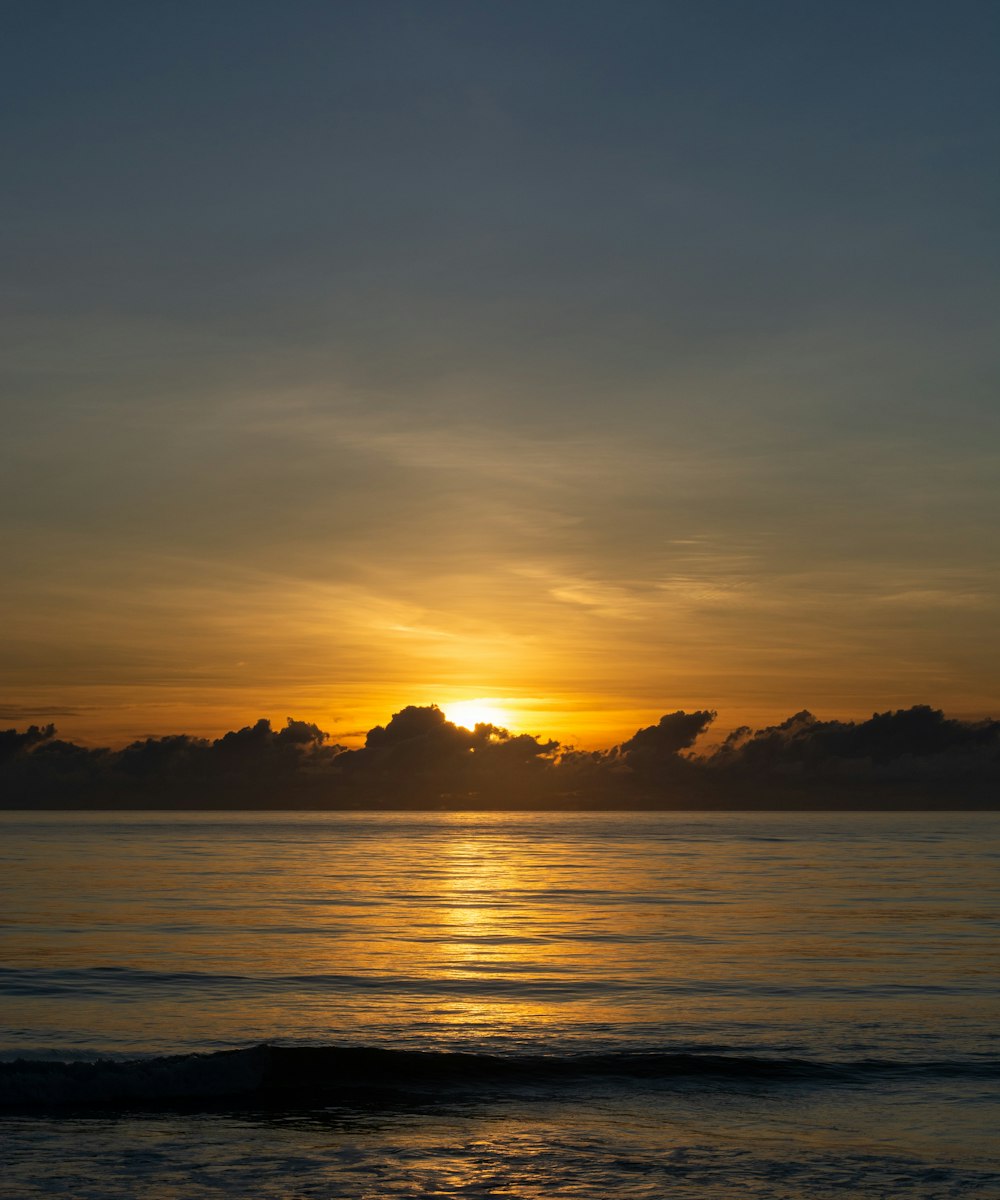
(440, 699, 518, 732)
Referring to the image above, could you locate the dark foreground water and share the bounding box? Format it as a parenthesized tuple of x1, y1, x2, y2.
(1, 810, 998, 1198)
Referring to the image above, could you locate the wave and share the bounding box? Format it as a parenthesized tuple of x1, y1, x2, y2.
(1, 1045, 997, 1112)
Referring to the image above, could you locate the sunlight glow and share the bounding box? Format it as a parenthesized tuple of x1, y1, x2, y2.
(443, 699, 516, 731)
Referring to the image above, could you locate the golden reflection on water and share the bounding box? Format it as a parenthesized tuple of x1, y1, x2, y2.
(1, 811, 997, 1055)
(421, 825, 578, 1035)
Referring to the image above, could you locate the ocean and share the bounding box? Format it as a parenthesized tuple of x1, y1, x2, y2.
(1, 810, 997, 1198)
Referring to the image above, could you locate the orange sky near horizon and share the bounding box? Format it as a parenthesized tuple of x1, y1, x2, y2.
(4, 404, 997, 750)
(5, 535, 997, 752)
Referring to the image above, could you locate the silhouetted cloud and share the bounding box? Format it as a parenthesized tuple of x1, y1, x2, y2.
(0, 704, 996, 810)
(338, 706, 560, 804)
(699, 706, 1000, 804)
(0, 723, 56, 762)
(619, 711, 717, 770)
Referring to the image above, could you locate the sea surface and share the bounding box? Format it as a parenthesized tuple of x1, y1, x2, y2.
(0, 810, 998, 1198)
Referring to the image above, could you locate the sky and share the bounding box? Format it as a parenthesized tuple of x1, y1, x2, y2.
(2, 0, 998, 748)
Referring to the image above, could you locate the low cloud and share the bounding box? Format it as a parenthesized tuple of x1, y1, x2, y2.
(0, 704, 997, 810)
(699, 706, 1000, 803)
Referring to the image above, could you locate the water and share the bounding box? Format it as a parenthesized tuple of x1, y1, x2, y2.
(1, 810, 998, 1197)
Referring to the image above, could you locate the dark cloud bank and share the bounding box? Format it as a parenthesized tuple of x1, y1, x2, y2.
(1, 705, 997, 810)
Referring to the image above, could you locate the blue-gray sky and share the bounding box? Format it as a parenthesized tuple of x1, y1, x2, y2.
(2, 0, 998, 745)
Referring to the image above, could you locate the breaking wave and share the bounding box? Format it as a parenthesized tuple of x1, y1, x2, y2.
(2, 1044, 997, 1112)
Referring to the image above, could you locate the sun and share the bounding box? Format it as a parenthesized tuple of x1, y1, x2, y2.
(443, 699, 515, 732)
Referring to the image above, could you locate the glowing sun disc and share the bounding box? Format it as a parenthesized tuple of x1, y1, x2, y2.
(444, 700, 514, 731)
